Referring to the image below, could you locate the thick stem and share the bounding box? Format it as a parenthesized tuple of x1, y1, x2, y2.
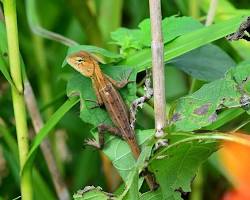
(3, 0, 32, 199)
(189, 0, 200, 19)
(149, 0, 166, 137)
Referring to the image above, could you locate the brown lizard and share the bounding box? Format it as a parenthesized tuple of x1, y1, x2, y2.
(66, 51, 157, 190)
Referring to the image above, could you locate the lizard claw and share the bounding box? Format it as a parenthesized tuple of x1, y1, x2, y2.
(84, 138, 101, 149)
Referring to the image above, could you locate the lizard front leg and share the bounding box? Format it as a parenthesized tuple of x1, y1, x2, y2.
(85, 124, 122, 149)
(84, 79, 104, 109)
(105, 74, 132, 89)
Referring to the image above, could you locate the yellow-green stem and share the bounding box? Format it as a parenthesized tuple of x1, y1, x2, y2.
(189, 0, 200, 19)
(3, 0, 32, 199)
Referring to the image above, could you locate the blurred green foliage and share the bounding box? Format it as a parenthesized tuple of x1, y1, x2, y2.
(0, 0, 250, 200)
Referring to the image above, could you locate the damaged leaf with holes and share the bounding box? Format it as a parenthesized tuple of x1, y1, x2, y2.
(149, 133, 218, 200)
(73, 186, 116, 200)
(169, 62, 250, 132)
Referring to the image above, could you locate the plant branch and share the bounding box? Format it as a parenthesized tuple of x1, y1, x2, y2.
(25, 0, 78, 47)
(205, 0, 218, 26)
(149, 0, 166, 137)
(24, 80, 70, 200)
(3, 0, 32, 199)
(0, 5, 4, 21)
(151, 132, 250, 162)
(189, 0, 200, 18)
(189, 0, 218, 94)
(68, 0, 103, 46)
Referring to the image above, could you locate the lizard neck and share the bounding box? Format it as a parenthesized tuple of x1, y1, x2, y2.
(93, 62, 106, 86)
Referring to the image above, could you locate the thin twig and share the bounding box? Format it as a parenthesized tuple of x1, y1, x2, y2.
(25, 0, 78, 47)
(205, 0, 218, 26)
(67, 0, 103, 46)
(149, 0, 166, 137)
(189, 0, 218, 94)
(232, 118, 250, 133)
(24, 80, 70, 200)
(0, 5, 4, 21)
(30, 26, 78, 47)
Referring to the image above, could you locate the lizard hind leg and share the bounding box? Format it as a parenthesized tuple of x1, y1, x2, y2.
(84, 124, 122, 149)
(129, 71, 153, 129)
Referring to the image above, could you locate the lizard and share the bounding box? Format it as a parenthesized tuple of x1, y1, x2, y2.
(66, 51, 157, 190)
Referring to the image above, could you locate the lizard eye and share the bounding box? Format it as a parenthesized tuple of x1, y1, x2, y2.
(76, 57, 85, 63)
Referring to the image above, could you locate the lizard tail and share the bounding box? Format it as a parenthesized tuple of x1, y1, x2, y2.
(127, 138, 141, 159)
(144, 171, 159, 191)
(127, 138, 159, 191)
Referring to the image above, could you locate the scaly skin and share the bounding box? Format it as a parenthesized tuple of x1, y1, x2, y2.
(67, 51, 156, 190)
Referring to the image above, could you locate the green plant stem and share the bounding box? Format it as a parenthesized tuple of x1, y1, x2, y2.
(0, 124, 19, 160)
(189, 0, 200, 19)
(68, 0, 103, 46)
(98, 0, 123, 50)
(3, 0, 32, 199)
(150, 132, 250, 162)
(0, 122, 56, 200)
(189, 168, 203, 200)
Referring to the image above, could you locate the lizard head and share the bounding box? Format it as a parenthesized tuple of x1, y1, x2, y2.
(66, 51, 97, 77)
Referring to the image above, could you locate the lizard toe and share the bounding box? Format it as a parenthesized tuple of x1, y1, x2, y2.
(84, 138, 101, 149)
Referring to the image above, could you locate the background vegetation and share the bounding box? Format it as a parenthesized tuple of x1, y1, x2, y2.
(0, 0, 250, 200)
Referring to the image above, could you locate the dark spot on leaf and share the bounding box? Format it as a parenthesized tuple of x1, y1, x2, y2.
(2, 52, 8, 57)
(208, 112, 217, 123)
(242, 76, 250, 83)
(193, 104, 210, 115)
(229, 97, 235, 102)
(171, 113, 182, 122)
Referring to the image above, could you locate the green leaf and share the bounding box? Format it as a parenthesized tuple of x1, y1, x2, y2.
(169, 62, 250, 132)
(111, 16, 202, 55)
(204, 108, 244, 130)
(138, 16, 202, 47)
(139, 190, 163, 200)
(110, 28, 143, 51)
(127, 168, 139, 200)
(62, 45, 123, 67)
(122, 15, 247, 73)
(73, 186, 116, 200)
(21, 97, 79, 175)
(167, 44, 236, 81)
(118, 144, 153, 199)
(66, 65, 136, 127)
(103, 129, 154, 181)
(0, 21, 15, 87)
(149, 132, 218, 200)
(72, 137, 155, 200)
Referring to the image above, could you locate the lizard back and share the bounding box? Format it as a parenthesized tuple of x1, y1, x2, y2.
(98, 80, 141, 158)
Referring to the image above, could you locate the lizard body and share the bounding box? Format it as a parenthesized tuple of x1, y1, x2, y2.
(67, 51, 156, 190)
